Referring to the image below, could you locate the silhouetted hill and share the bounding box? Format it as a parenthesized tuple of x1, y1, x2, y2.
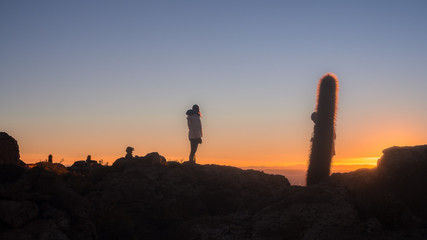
(1, 144, 427, 239)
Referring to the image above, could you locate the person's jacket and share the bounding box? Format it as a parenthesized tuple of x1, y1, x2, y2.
(186, 110, 203, 139)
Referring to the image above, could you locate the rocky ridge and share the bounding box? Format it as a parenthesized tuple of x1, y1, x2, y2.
(1, 133, 427, 239)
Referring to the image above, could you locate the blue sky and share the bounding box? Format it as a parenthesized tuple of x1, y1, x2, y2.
(1, 1, 426, 166)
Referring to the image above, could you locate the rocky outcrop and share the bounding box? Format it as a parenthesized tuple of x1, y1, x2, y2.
(86, 161, 290, 239)
(69, 156, 103, 175)
(0, 132, 24, 166)
(331, 145, 427, 231)
(0, 167, 97, 240)
(2, 141, 427, 239)
(0, 132, 26, 183)
(169, 145, 427, 240)
(377, 144, 427, 172)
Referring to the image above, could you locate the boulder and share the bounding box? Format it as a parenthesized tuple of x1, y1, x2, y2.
(112, 152, 167, 169)
(377, 144, 427, 173)
(69, 160, 102, 174)
(377, 145, 427, 225)
(144, 152, 167, 166)
(330, 145, 427, 229)
(0, 229, 34, 240)
(23, 219, 69, 240)
(0, 132, 23, 166)
(0, 200, 39, 228)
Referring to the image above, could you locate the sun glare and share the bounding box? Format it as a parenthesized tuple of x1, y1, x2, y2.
(334, 157, 379, 166)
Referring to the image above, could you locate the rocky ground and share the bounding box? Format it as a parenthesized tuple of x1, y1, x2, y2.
(1, 132, 427, 239)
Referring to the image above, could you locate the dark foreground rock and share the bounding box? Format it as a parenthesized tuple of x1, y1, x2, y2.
(1, 144, 427, 239)
(0, 166, 97, 240)
(331, 145, 427, 230)
(85, 161, 290, 239)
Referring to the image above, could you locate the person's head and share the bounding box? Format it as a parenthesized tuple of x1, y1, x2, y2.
(192, 104, 199, 112)
(311, 111, 317, 123)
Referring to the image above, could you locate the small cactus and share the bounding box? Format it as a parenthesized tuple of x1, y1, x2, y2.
(307, 73, 339, 186)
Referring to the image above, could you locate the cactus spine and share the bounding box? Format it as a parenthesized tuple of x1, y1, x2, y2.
(307, 73, 339, 186)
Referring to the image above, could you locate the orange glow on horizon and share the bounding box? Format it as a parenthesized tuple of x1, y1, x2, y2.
(333, 157, 379, 166)
(20, 152, 379, 172)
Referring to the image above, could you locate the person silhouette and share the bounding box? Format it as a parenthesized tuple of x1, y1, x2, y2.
(310, 111, 317, 142)
(186, 104, 203, 163)
(311, 111, 335, 155)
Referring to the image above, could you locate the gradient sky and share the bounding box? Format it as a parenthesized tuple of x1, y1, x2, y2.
(1, 1, 426, 168)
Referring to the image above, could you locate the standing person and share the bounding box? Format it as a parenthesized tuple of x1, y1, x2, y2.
(310, 111, 317, 142)
(311, 111, 335, 155)
(186, 104, 203, 163)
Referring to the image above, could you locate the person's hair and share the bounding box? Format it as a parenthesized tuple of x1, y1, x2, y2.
(192, 104, 199, 112)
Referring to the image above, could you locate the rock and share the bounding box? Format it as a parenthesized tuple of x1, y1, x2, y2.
(0, 132, 23, 166)
(376, 145, 427, 226)
(251, 184, 363, 240)
(111, 157, 136, 168)
(0, 229, 34, 240)
(330, 145, 427, 229)
(70, 160, 87, 169)
(24, 219, 69, 240)
(36, 162, 68, 175)
(0, 164, 25, 183)
(377, 144, 427, 173)
(3, 144, 427, 239)
(144, 152, 167, 166)
(112, 152, 167, 169)
(86, 162, 290, 239)
(69, 160, 102, 174)
(365, 217, 382, 234)
(125, 146, 134, 159)
(164, 212, 251, 240)
(40, 204, 71, 232)
(0, 199, 39, 228)
(40, 229, 69, 240)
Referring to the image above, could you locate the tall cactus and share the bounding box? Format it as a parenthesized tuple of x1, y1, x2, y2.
(307, 73, 339, 186)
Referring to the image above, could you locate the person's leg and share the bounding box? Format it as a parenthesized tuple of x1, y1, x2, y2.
(189, 139, 199, 163)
